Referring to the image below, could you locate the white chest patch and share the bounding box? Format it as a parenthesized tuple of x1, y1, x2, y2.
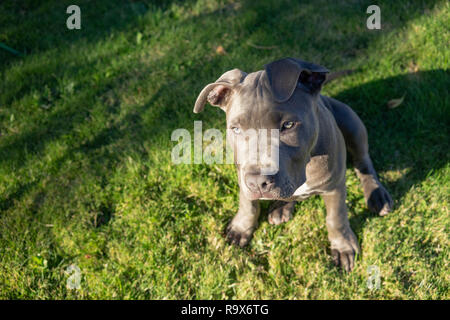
(293, 182, 311, 197)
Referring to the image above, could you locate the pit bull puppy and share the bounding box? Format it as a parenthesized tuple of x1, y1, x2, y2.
(193, 58, 393, 271)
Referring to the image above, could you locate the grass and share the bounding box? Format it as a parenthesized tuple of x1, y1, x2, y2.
(0, 0, 449, 299)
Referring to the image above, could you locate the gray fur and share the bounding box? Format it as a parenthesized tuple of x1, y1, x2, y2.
(194, 57, 393, 271)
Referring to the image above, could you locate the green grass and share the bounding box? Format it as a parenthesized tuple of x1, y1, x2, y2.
(0, 0, 449, 299)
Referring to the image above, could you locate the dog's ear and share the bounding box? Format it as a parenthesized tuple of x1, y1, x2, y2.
(194, 69, 247, 113)
(264, 57, 329, 102)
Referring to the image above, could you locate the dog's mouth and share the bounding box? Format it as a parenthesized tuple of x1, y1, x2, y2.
(245, 185, 295, 201)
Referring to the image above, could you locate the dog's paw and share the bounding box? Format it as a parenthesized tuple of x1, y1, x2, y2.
(268, 201, 295, 225)
(225, 222, 254, 247)
(330, 231, 360, 272)
(366, 184, 393, 216)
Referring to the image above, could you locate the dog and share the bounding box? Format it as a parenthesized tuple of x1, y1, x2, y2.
(193, 58, 393, 271)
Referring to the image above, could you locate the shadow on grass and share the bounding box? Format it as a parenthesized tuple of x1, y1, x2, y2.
(0, 0, 196, 69)
(339, 69, 449, 241)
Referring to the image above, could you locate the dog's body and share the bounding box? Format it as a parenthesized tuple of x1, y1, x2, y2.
(194, 58, 393, 271)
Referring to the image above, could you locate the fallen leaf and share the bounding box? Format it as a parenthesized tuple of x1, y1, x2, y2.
(216, 45, 226, 55)
(387, 93, 406, 109)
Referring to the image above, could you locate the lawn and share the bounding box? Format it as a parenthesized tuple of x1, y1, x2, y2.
(0, 0, 448, 299)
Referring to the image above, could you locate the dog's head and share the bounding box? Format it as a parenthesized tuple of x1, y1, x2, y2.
(194, 58, 329, 200)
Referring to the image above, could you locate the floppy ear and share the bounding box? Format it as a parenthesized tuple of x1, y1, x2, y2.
(264, 57, 329, 102)
(193, 68, 247, 113)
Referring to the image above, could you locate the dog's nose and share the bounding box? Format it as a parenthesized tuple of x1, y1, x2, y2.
(245, 174, 275, 193)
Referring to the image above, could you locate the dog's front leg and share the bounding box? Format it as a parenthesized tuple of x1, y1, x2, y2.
(322, 183, 360, 272)
(225, 189, 260, 247)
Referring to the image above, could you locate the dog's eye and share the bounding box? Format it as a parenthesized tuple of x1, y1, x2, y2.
(231, 127, 241, 134)
(281, 121, 295, 130)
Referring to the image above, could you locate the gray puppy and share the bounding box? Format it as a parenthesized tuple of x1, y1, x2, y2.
(194, 58, 393, 271)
